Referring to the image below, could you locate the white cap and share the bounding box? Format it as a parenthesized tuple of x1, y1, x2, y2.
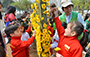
(61, 0, 74, 7)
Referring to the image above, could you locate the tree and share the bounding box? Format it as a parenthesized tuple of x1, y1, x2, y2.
(30, 0, 52, 57)
(72, 0, 90, 15)
(2, 0, 14, 8)
(11, 0, 32, 10)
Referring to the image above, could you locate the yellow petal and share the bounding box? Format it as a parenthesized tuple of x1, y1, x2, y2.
(54, 47, 61, 51)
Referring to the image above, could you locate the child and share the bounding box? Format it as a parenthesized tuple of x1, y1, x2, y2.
(84, 13, 90, 42)
(5, 24, 36, 57)
(53, 8, 88, 57)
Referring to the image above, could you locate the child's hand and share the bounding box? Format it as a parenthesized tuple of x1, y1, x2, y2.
(28, 22, 32, 27)
(32, 30, 36, 36)
(2, 32, 7, 38)
(53, 7, 58, 17)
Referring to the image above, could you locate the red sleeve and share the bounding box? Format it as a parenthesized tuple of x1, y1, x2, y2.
(48, 26, 54, 37)
(54, 16, 65, 40)
(9, 13, 16, 21)
(14, 36, 35, 49)
(72, 47, 82, 57)
(25, 26, 31, 34)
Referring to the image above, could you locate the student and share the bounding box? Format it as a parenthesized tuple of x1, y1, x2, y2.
(84, 13, 90, 42)
(5, 24, 36, 57)
(4, 5, 16, 27)
(16, 21, 31, 57)
(53, 8, 88, 57)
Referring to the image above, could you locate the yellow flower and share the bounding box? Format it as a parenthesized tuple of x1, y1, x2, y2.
(43, 10, 47, 14)
(48, 10, 50, 13)
(48, 30, 51, 34)
(47, 18, 49, 22)
(43, 29, 47, 33)
(54, 47, 61, 51)
(47, 0, 50, 1)
(43, 23, 47, 28)
(35, 6, 37, 10)
(42, 4, 46, 9)
(46, 34, 50, 38)
(47, 2, 50, 6)
(42, 0, 47, 2)
(35, 0, 39, 3)
(36, 18, 40, 22)
(41, 17, 44, 20)
(47, 13, 50, 16)
(31, 4, 33, 9)
(34, 3, 36, 7)
(42, 36, 45, 39)
(35, 14, 39, 18)
(33, 9, 36, 12)
(57, 7, 59, 10)
(42, 53, 46, 57)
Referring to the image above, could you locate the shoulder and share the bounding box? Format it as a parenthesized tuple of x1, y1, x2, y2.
(11, 40, 21, 47)
(72, 11, 78, 14)
(70, 40, 82, 50)
(9, 13, 15, 16)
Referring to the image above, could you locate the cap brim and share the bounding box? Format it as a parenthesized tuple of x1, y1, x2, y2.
(61, 2, 74, 7)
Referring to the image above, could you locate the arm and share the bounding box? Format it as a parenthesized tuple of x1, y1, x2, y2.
(25, 26, 31, 34)
(54, 16, 65, 38)
(51, 42, 58, 48)
(12, 36, 35, 49)
(77, 13, 86, 29)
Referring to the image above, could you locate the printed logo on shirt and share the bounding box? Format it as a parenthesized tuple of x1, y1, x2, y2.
(10, 44, 15, 48)
(64, 44, 70, 51)
(56, 53, 63, 57)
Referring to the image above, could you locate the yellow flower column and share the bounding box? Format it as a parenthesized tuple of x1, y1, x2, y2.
(30, 0, 52, 57)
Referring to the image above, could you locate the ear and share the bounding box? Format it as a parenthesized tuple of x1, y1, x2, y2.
(71, 31, 77, 36)
(10, 33, 14, 37)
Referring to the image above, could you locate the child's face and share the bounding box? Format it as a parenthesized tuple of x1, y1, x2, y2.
(27, 14, 30, 18)
(64, 23, 76, 36)
(11, 28, 22, 37)
(19, 25, 24, 33)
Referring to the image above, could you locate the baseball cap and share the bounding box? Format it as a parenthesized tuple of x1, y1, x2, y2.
(61, 0, 74, 7)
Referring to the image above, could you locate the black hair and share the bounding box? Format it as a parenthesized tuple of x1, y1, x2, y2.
(21, 15, 26, 19)
(84, 13, 90, 21)
(70, 21, 88, 47)
(16, 20, 25, 33)
(5, 24, 19, 37)
(6, 5, 16, 15)
(0, 46, 6, 57)
(61, 22, 67, 29)
(0, 1, 2, 5)
(50, 3, 56, 8)
(27, 13, 30, 14)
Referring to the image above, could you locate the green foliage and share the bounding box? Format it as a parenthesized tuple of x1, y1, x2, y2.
(2, 0, 14, 8)
(72, 0, 90, 10)
(11, 0, 33, 10)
